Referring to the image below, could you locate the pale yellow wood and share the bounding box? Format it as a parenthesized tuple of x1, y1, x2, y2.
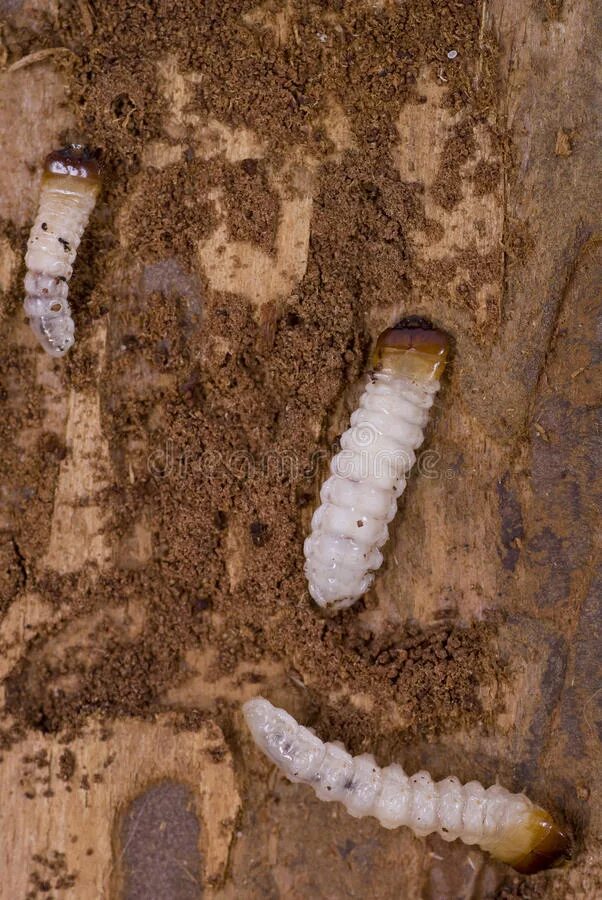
(42, 326, 113, 574)
(198, 160, 313, 311)
(0, 717, 240, 899)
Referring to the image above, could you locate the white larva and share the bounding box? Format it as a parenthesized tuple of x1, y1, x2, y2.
(24, 144, 102, 357)
(243, 697, 570, 874)
(304, 318, 450, 609)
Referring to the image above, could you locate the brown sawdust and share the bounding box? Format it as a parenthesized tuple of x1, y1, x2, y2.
(0, 0, 509, 823)
(221, 158, 281, 250)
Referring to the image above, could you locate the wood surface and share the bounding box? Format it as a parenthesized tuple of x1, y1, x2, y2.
(1, 716, 240, 898)
(0, 1, 600, 898)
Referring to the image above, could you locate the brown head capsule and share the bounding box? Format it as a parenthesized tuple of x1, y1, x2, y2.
(494, 806, 571, 874)
(43, 144, 102, 185)
(373, 316, 450, 383)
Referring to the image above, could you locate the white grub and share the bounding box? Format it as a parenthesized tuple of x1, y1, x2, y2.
(243, 697, 570, 874)
(304, 318, 450, 610)
(24, 144, 101, 357)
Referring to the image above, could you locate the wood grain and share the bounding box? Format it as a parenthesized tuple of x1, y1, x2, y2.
(0, 1, 600, 898)
(0, 716, 240, 898)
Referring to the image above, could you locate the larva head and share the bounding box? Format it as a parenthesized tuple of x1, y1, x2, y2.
(373, 316, 450, 383)
(43, 145, 102, 192)
(492, 807, 571, 874)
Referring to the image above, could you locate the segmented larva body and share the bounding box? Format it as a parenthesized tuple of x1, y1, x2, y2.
(24, 145, 101, 357)
(304, 318, 450, 609)
(244, 698, 570, 874)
